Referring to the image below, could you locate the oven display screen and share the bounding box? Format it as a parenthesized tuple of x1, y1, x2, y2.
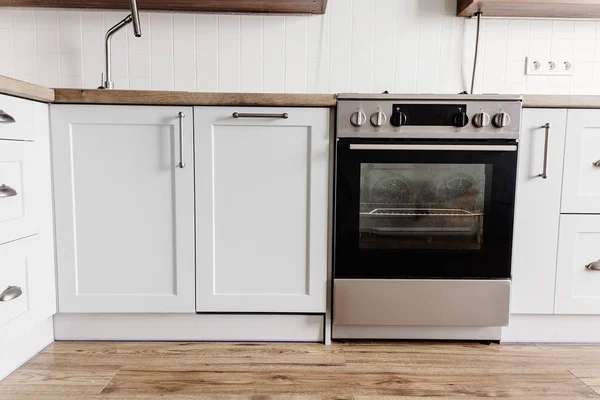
(393, 104, 467, 126)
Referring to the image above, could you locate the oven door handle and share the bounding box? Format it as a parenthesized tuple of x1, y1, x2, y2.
(349, 144, 517, 151)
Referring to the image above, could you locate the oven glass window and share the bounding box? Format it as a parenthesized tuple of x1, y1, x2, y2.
(359, 163, 490, 250)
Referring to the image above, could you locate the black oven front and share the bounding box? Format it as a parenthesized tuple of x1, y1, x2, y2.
(334, 138, 518, 280)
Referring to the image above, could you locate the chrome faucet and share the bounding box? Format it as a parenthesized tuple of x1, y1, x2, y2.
(99, 0, 142, 89)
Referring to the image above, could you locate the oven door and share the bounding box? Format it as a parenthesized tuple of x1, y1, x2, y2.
(334, 139, 518, 279)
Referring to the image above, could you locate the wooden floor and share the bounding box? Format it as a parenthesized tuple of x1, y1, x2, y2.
(2, 341, 600, 399)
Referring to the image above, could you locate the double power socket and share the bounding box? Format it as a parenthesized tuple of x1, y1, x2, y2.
(526, 57, 574, 76)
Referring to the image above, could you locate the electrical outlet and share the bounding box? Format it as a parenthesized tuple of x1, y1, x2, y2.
(526, 57, 574, 76)
(526, 57, 544, 75)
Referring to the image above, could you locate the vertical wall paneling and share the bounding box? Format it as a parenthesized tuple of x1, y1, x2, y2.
(4, 1, 600, 94)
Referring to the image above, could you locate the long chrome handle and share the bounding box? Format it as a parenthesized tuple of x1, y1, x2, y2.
(0, 109, 16, 123)
(0, 286, 22, 302)
(586, 260, 600, 271)
(349, 144, 517, 152)
(538, 123, 550, 179)
(0, 184, 17, 198)
(232, 112, 289, 119)
(177, 112, 185, 169)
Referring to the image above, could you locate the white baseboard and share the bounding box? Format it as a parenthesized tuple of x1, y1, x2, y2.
(332, 325, 502, 340)
(503, 314, 600, 343)
(0, 316, 54, 381)
(54, 313, 324, 342)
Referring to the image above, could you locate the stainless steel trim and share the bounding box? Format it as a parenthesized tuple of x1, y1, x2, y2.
(0, 286, 22, 302)
(232, 112, 289, 119)
(177, 112, 185, 169)
(586, 260, 600, 271)
(337, 94, 523, 101)
(0, 184, 17, 197)
(0, 109, 16, 123)
(538, 123, 551, 179)
(333, 279, 511, 327)
(349, 144, 517, 151)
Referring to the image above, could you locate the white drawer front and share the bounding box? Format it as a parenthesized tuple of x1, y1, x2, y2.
(0, 140, 37, 244)
(0, 94, 35, 141)
(562, 110, 600, 213)
(555, 215, 600, 314)
(0, 238, 31, 328)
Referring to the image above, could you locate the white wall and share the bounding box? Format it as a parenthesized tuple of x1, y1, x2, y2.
(0, 0, 598, 94)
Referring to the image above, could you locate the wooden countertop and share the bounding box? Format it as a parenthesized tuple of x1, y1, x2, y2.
(3, 75, 600, 109)
(0, 76, 55, 102)
(53, 89, 337, 107)
(522, 95, 600, 109)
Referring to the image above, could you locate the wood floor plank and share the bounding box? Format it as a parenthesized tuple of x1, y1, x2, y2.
(99, 369, 598, 398)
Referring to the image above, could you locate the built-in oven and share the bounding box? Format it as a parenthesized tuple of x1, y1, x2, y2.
(332, 94, 522, 340)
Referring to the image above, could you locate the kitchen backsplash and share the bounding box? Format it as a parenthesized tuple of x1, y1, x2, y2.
(0, 0, 598, 94)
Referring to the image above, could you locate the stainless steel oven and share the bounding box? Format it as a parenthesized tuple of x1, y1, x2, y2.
(332, 94, 522, 340)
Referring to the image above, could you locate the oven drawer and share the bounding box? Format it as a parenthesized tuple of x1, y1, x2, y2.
(333, 279, 510, 327)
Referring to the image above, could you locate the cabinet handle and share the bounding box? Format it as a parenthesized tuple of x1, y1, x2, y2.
(593, 160, 600, 167)
(586, 260, 600, 271)
(177, 112, 185, 169)
(0, 184, 17, 198)
(232, 112, 289, 119)
(537, 123, 550, 179)
(0, 109, 16, 123)
(0, 286, 22, 302)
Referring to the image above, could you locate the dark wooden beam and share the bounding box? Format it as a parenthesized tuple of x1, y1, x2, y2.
(0, 0, 328, 14)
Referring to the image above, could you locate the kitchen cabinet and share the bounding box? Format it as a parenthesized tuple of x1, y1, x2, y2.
(458, 0, 600, 18)
(0, 0, 328, 14)
(0, 236, 54, 344)
(555, 215, 600, 314)
(51, 105, 195, 313)
(0, 140, 38, 245)
(194, 107, 329, 313)
(510, 109, 567, 314)
(562, 110, 600, 214)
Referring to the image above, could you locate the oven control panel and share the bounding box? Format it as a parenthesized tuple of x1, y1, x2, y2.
(338, 96, 522, 140)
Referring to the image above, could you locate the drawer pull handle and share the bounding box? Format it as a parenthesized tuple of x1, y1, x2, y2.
(232, 112, 289, 119)
(537, 123, 550, 179)
(0, 184, 17, 197)
(593, 160, 600, 167)
(585, 260, 600, 271)
(0, 109, 16, 123)
(0, 286, 22, 302)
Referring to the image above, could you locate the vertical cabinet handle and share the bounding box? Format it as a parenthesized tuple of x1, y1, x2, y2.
(177, 112, 185, 169)
(0, 286, 22, 302)
(0, 109, 16, 123)
(537, 123, 550, 179)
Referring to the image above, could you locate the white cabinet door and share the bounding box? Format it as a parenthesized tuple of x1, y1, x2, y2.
(562, 110, 600, 213)
(510, 109, 567, 314)
(51, 105, 195, 313)
(555, 215, 600, 314)
(195, 107, 329, 313)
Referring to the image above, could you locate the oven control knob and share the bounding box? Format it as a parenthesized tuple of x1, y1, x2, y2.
(350, 111, 367, 127)
(390, 111, 407, 127)
(472, 112, 491, 128)
(370, 111, 387, 127)
(453, 111, 469, 128)
(493, 112, 511, 128)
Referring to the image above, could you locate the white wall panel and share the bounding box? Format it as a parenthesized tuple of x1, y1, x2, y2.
(3, 1, 600, 94)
